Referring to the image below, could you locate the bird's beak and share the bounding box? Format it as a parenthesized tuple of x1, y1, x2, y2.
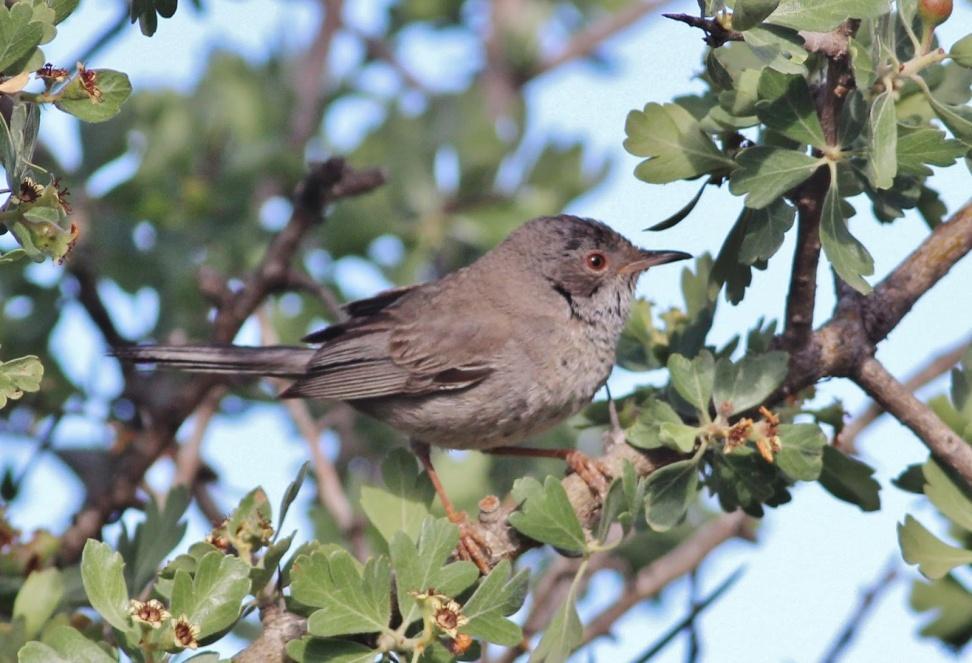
(620, 249, 693, 275)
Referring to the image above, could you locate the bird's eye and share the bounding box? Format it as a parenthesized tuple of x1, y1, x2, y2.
(585, 251, 608, 271)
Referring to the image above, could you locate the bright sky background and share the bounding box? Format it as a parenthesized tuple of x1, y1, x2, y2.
(4, 0, 972, 661)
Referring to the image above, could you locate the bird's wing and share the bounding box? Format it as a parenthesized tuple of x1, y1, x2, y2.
(282, 281, 509, 400)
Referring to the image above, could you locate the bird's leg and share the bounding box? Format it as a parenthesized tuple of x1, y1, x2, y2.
(410, 441, 493, 574)
(484, 446, 611, 495)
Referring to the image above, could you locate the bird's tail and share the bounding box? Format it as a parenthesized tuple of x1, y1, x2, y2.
(112, 345, 315, 378)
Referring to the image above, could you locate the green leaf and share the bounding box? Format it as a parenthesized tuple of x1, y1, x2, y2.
(898, 515, 972, 579)
(118, 486, 189, 596)
(741, 24, 808, 75)
(286, 638, 378, 663)
(278, 461, 309, 534)
(896, 126, 968, 176)
(911, 575, 972, 647)
(659, 421, 702, 453)
(766, 0, 890, 32)
(624, 102, 734, 184)
(360, 449, 435, 544)
(508, 476, 586, 554)
(170, 551, 250, 639)
(627, 398, 685, 450)
(529, 570, 583, 663)
(0, 354, 43, 409)
(18, 626, 114, 663)
(866, 91, 897, 189)
(775, 423, 826, 481)
(819, 177, 874, 294)
(13, 568, 63, 638)
(646, 180, 707, 231)
(925, 94, 972, 146)
(667, 351, 716, 415)
(250, 533, 294, 593)
(739, 198, 796, 264)
(0, 3, 43, 74)
(643, 459, 700, 532)
(390, 517, 478, 628)
(729, 146, 823, 209)
(817, 446, 881, 511)
(849, 37, 876, 90)
(51, 0, 80, 24)
(732, 0, 781, 30)
(712, 351, 788, 416)
(224, 486, 273, 559)
(54, 69, 132, 123)
(80, 539, 133, 636)
(755, 70, 828, 148)
(461, 560, 529, 646)
(950, 34, 972, 68)
(923, 459, 972, 532)
(291, 550, 391, 638)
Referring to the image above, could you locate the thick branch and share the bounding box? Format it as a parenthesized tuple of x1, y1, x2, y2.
(581, 511, 752, 645)
(837, 337, 971, 452)
(853, 357, 972, 485)
(233, 603, 306, 663)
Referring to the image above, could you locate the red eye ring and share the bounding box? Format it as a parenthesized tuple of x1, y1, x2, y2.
(585, 251, 608, 271)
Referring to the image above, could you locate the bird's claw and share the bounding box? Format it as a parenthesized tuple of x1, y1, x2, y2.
(447, 511, 493, 574)
(564, 450, 611, 496)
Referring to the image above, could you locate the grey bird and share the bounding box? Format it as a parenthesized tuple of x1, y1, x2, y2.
(115, 214, 690, 568)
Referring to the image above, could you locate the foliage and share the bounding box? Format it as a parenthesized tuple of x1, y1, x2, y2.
(2, 0, 972, 661)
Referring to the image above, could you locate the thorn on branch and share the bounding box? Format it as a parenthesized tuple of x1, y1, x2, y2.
(662, 13, 743, 47)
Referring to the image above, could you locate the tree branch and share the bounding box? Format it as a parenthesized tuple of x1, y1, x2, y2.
(853, 356, 972, 485)
(819, 558, 899, 663)
(837, 337, 971, 452)
(288, 0, 344, 148)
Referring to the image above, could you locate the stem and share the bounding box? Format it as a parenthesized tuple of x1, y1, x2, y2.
(898, 48, 947, 80)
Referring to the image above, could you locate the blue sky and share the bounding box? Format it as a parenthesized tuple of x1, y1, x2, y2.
(4, 0, 972, 661)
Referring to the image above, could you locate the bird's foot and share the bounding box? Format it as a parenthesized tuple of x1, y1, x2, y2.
(447, 510, 493, 574)
(563, 449, 611, 496)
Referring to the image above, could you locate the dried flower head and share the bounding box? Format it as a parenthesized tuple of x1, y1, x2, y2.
(172, 615, 200, 650)
(36, 63, 69, 82)
(17, 178, 43, 204)
(412, 589, 469, 639)
(76, 63, 102, 102)
(129, 599, 170, 629)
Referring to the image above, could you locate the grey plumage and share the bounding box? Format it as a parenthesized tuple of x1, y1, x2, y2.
(115, 215, 690, 450)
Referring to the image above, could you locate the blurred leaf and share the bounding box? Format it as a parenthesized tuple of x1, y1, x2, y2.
(54, 69, 132, 123)
(713, 351, 788, 415)
(899, 515, 972, 579)
(911, 575, 972, 647)
(286, 638, 377, 663)
(866, 91, 897, 189)
(460, 560, 529, 647)
(729, 146, 822, 208)
(17, 626, 114, 663)
(118, 485, 190, 596)
(0, 353, 43, 409)
(850, 36, 876, 90)
(360, 449, 435, 545)
(171, 551, 250, 639)
(390, 517, 478, 628)
(643, 458, 700, 532)
(509, 476, 586, 554)
(625, 102, 733, 183)
(646, 181, 707, 231)
(277, 461, 309, 534)
(951, 34, 972, 68)
(80, 540, 134, 636)
(894, 462, 928, 494)
(659, 421, 702, 453)
(775, 423, 826, 481)
(925, 94, 972, 146)
(249, 533, 294, 594)
(733, 0, 782, 31)
(225, 486, 273, 560)
(923, 459, 972, 532)
(819, 177, 873, 293)
(739, 198, 795, 263)
(818, 446, 881, 511)
(707, 448, 792, 517)
(51, 0, 80, 24)
(756, 70, 827, 148)
(712, 208, 756, 305)
(292, 550, 392, 638)
(667, 351, 715, 415)
(0, 3, 43, 74)
(13, 568, 63, 638)
(767, 0, 890, 32)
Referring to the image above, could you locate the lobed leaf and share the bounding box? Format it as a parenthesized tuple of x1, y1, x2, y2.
(667, 351, 716, 416)
(80, 540, 134, 637)
(461, 560, 529, 646)
(898, 515, 972, 579)
(755, 70, 827, 148)
(818, 446, 881, 511)
(712, 351, 788, 416)
(170, 551, 251, 639)
(775, 423, 826, 481)
(643, 459, 700, 532)
(360, 448, 435, 545)
(508, 476, 587, 554)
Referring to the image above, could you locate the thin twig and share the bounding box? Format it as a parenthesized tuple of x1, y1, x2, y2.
(173, 389, 224, 487)
(661, 13, 742, 47)
(580, 511, 753, 646)
(853, 356, 972, 484)
(837, 337, 972, 452)
(288, 0, 344, 148)
(819, 558, 899, 663)
(530, 1, 670, 78)
(69, 8, 130, 66)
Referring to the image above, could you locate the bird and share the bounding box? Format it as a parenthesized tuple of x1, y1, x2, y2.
(114, 214, 690, 569)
